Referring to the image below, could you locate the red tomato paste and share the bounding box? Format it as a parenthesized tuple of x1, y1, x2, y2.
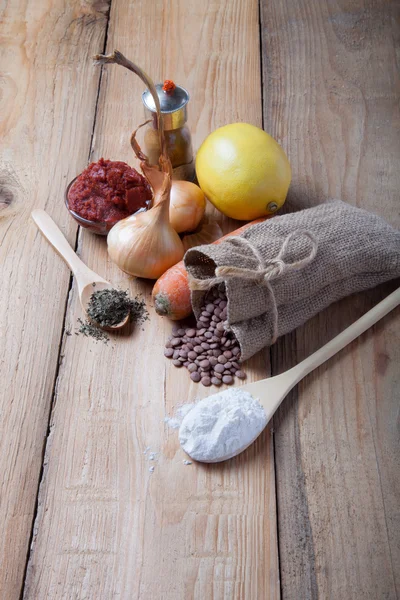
(68, 158, 152, 225)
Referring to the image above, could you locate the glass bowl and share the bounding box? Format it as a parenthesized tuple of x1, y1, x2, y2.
(65, 177, 111, 235)
(65, 177, 150, 236)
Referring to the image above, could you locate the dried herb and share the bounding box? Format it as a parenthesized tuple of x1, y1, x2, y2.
(127, 295, 149, 325)
(73, 288, 149, 342)
(87, 288, 129, 327)
(86, 288, 149, 327)
(77, 318, 110, 343)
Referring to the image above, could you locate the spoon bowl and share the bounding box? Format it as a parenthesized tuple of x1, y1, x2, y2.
(31, 209, 129, 331)
(192, 374, 289, 463)
(80, 281, 130, 330)
(182, 286, 400, 463)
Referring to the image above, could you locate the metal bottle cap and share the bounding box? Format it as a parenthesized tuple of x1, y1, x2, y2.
(142, 82, 190, 130)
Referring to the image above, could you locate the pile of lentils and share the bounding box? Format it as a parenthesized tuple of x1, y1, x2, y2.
(164, 286, 246, 387)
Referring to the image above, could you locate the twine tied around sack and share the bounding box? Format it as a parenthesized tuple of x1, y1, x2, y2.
(188, 230, 318, 344)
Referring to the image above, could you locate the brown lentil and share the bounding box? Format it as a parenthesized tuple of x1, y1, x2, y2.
(163, 287, 246, 386)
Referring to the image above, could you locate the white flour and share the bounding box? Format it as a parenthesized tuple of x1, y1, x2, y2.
(178, 388, 267, 463)
(164, 404, 194, 429)
(143, 446, 159, 473)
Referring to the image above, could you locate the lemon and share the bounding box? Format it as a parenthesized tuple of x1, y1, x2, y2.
(195, 123, 291, 220)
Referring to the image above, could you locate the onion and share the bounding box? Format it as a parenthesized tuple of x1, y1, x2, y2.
(95, 51, 184, 279)
(107, 198, 184, 279)
(169, 181, 206, 233)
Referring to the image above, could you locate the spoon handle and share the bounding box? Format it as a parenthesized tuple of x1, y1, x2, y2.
(288, 287, 400, 385)
(31, 209, 100, 284)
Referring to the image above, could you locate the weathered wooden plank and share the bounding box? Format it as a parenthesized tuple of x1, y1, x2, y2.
(23, 1, 279, 599)
(260, 0, 400, 598)
(0, 1, 109, 597)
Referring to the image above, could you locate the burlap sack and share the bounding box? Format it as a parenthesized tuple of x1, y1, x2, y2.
(184, 201, 400, 361)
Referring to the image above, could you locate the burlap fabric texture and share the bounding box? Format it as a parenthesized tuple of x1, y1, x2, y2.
(184, 201, 400, 361)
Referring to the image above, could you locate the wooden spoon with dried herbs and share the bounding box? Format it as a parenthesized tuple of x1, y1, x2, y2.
(31, 209, 131, 331)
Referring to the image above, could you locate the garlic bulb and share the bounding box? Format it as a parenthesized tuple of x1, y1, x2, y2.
(107, 197, 184, 279)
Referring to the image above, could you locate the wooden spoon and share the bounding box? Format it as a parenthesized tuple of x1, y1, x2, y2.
(31, 209, 129, 330)
(187, 286, 400, 462)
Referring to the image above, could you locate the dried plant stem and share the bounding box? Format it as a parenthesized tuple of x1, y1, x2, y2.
(94, 50, 172, 207)
(130, 119, 152, 164)
(94, 51, 166, 159)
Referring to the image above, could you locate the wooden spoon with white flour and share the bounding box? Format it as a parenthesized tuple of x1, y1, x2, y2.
(179, 287, 400, 462)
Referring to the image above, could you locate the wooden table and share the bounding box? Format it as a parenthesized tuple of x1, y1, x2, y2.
(1, 1, 399, 598)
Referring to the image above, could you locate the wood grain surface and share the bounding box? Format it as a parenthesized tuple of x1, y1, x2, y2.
(0, 1, 109, 597)
(1, 0, 399, 598)
(23, 1, 279, 599)
(260, 0, 400, 598)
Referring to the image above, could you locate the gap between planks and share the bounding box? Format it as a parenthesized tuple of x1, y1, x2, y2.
(19, 4, 114, 598)
(21, 1, 279, 598)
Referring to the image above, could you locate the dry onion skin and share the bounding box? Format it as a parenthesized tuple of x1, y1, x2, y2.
(130, 121, 206, 233)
